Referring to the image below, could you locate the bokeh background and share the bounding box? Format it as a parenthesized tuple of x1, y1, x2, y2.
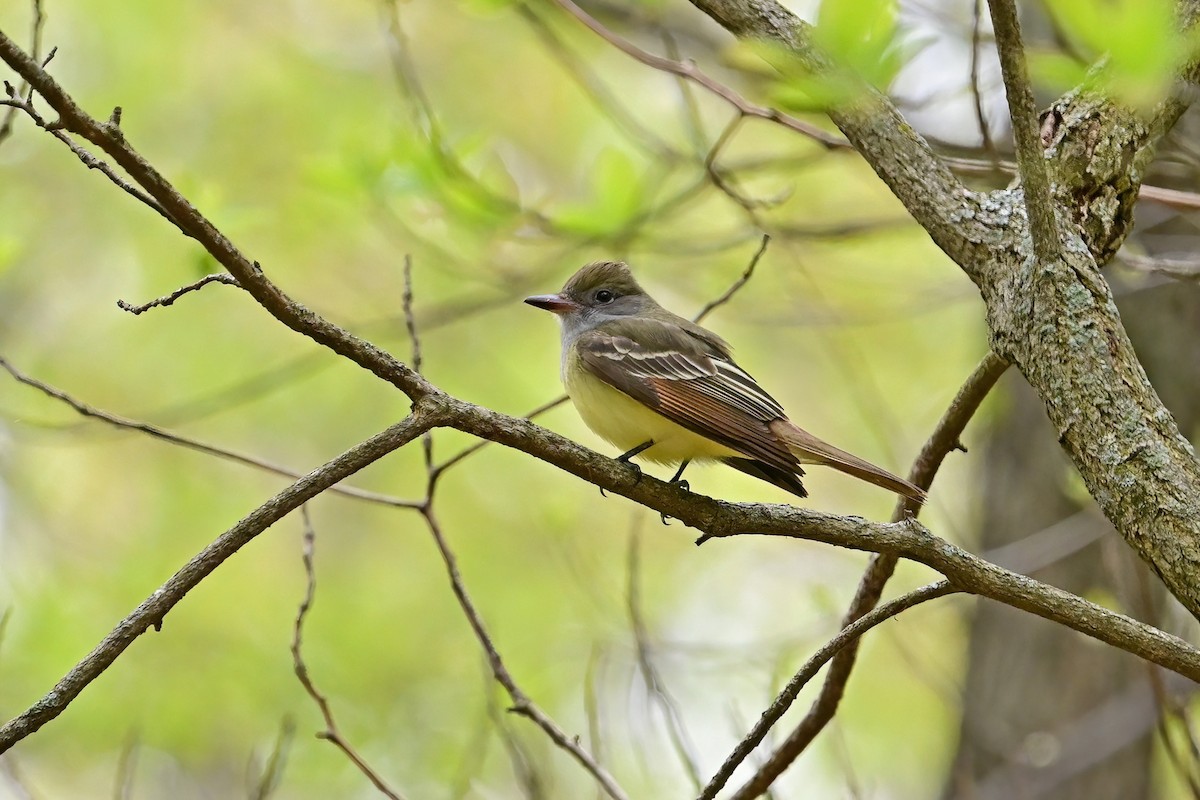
(1, 0, 1197, 798)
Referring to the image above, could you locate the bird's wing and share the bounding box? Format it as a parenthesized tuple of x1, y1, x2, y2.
(575, 324, 800, 474)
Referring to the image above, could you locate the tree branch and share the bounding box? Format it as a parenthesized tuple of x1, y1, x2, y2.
(700, 581, 959, 800)
(986, 0, 1061, 264)
(0, 31, 433, 403)
(0, 409, 441, 753)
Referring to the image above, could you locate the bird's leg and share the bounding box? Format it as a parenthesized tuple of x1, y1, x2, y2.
(616, 440, 654, 463)
(657, 460, 692, 525)
(668, 460, 691, 492)
(600, 440, 654, 496)
(615, 440, 653, 482)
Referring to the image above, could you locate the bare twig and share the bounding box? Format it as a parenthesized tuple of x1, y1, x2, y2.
(418, 500, 630, 800)
(987, 0, 1060, 263)
(0, 0, 45, 145)
(549, 0, 845, 149)
(693, 235, 770, 323)
(700, 581, 959, 800)
(938, 153, 1200, 211)
(402, 255, 434, 470)
(0, 83, 178, 230)
(968, 0, 999, 165)
(1119, 252, 1200, 281)
(0, 355, 423, 509)
(516, 1, 676, 158)
(291, 507, 407, 799)
(117, 273, 241, 314)
(1139, 183, 1200, 210)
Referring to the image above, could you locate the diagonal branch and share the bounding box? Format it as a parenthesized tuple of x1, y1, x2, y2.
(0, 409, 441, 753)
(700, 581, 959, 800)
(0, 30, 432, 403)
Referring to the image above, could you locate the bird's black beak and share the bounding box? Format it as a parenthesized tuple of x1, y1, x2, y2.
(524, 293, 577, 314)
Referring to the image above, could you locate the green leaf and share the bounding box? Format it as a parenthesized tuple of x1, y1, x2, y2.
(813, 0, 905, 90)
(1041, 0, 1192, 108)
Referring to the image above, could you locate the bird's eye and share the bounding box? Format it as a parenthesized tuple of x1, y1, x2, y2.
(594, 289, 616, 304)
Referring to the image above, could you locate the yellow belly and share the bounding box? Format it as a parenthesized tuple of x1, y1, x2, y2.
(564, 362, 739, 465)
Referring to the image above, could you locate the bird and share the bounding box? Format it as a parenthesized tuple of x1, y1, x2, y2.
(524, 260, 926, 503)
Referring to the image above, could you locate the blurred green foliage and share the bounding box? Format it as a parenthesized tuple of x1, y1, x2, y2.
(1032, 0, 1199, 108)
(0, 0, 993, 798)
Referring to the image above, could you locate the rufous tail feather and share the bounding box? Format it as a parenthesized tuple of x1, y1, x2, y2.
(769, 420, 926, 504)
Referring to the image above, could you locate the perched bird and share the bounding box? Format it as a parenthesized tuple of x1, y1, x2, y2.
(525, 261, 926, 503)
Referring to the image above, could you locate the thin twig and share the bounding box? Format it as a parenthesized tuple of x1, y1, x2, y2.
(417, 503, 631, 800)
(0, 83, 179, 230)
(516, 1, 677, 159)
(987, 0, 1060, 263)
(968, 0, 999, 167)
(116, 273, 240, 314)
(0, 0, 45, 145)
(0, 355, 423, 509)
(694, 235, 770, 323)
(549, 0, 845, 149)
(402, 255, 434, 470)
(699, 581, 959, 800)
(290, 507, 408, 799)
(1119, 252, 1200, 282)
